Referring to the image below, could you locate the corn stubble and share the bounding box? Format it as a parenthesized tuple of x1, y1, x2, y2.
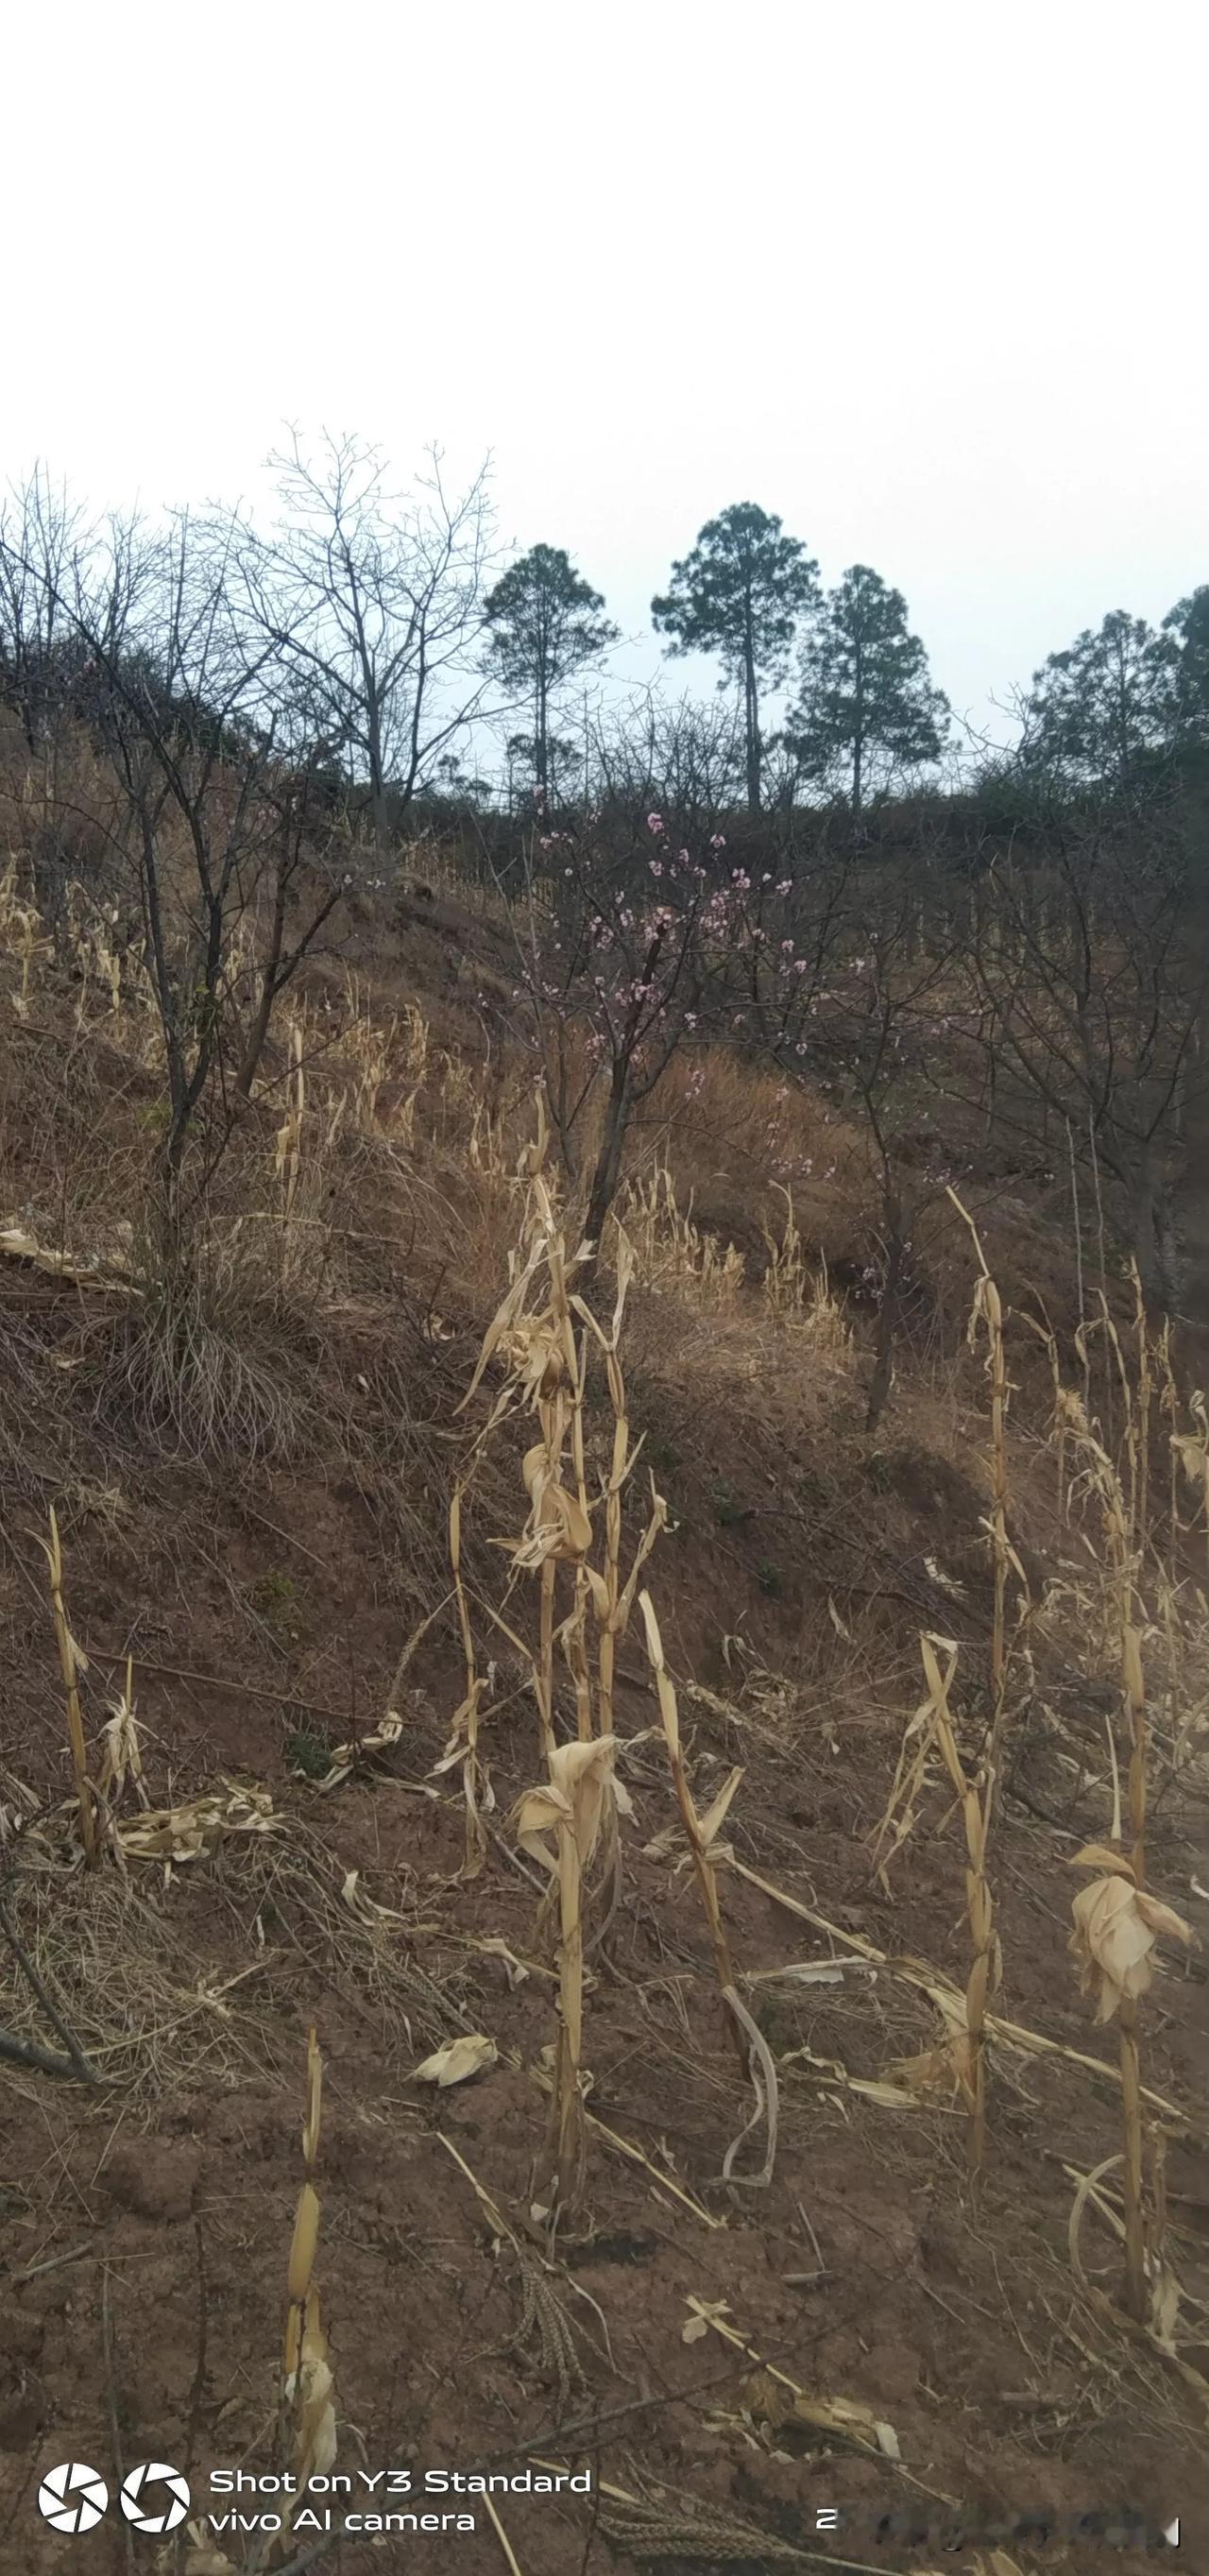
(1010, 1261, 1202, 2328)
(445, 1103, 775, 2220)
(639, 1591, 776, 2190)
(443, 1106, 663, 2216)
(886, 1635, 1001, 2177)
(279, 2026, 336, 2548)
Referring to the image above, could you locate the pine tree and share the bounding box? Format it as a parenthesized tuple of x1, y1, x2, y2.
(1022, 609, 1178, 796)
(1162, 587, 1209, 750)
(483, 545, 617, 799)
(651, 503, 818, 815)
(784, 564, 948, 820)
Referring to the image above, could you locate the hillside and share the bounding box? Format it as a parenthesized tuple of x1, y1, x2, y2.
(1, 822, 1207, 2576)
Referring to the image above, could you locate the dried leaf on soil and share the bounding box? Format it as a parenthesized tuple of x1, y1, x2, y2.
(115, 1780, 281, 1863)
(414, 2033, 498, 2087)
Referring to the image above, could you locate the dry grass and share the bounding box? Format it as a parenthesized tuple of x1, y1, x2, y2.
(0, 1863, 286, 2104)
(39, 1506, 98, 1865)
(621, 1160, 746, 1307)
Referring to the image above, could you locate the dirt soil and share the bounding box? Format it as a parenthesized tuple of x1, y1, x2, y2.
(1, 1534, 1206, 2576)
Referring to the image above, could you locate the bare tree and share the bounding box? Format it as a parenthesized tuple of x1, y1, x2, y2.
(0, 468, 101, 923)
(747, 855, 959, 1427)
(956, 822, 1204, 1316)
(590, 687, 744, 834)
(3, 500, 349, 1233)
(253, 430, 495, 859)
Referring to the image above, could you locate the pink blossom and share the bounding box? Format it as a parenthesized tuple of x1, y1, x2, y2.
(647, 811, 665, 834)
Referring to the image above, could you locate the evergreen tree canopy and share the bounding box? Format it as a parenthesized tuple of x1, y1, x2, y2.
(1021, 609, 1178, 795)
(1163, 586, 1209, 748)
(651, 503, 819, 813)
(784, 563, 948, 819)
(484, 543, 617, 796)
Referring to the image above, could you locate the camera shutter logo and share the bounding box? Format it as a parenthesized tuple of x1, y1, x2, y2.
(37, 2462, 110, 2533)
(120, 2463, 192, 2532)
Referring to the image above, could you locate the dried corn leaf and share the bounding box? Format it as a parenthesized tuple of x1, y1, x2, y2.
(782, 2041, 925, 2108)
(0, 1222, 135, 1290)
(413, 2034, 498, 2088)
(741, 2364, 901, 2460)
(116, 1779, 280, 1863)
(288, 2184, 320, 2301)
(1069, 1874, 1193, 2022)
(340, 1868, 409, 1928)
(682, 2295, 900, 2458)
(286, 2291, 337, 2485)
(317, 1710, 410, 1790)
(302, 2026, 323, 2170)
(695, 1766, 745, 1851)
(514, 1735, 628, 1875)
(886, 2036, 973, 2104)
(1069, 1841, 1136, 1879)
(472, 1934, 531, 1987)
(731, 1859, 1191, 2122)
(682, 2297, 731, 2344)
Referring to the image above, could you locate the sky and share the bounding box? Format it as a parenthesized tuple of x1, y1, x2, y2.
(5, 0, 1205, 757)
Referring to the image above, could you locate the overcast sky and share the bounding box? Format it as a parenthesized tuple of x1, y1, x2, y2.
(6, 0, 1204, 752)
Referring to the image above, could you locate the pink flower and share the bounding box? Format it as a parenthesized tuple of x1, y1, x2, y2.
(709, 832, 726, 849)
(647, 811, 665, 834)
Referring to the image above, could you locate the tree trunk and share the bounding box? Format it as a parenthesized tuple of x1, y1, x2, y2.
(743, 631, 760, 817)
(864, 1199, 906, 1434)
(366, 684, 389, 860)
(236, 864, 288, 1098)
(536, 671, 549, 799)
(584, 1058, 631, 1253)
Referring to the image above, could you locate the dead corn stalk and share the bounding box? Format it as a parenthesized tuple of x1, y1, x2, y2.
(1129, 1261, 1152, 1557)
(945, 1190, 1025, 1783)
(278, 2026, 335, 2548)
(512, 1736, 632, 2226)
(639, 1590, 777, 2191)
(444, 1117, 663, 1882)
(1064, 1411, 1196, 2322)
(920, 1634, 1000, 2179)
